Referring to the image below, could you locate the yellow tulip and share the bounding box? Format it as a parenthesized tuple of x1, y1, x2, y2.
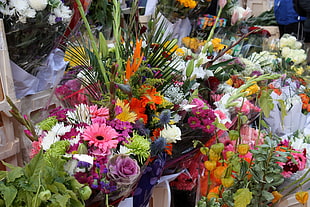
(271, 191, 283, 203)
(295, 191, 309, 204)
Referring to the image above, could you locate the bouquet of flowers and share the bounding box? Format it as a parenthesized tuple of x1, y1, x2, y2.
(0, 0, 73, 75)
(157, 0, 211, 23)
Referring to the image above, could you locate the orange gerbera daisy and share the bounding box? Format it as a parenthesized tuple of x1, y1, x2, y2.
(127, 98, 148, 123)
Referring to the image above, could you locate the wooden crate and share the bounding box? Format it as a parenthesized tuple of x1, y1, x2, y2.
(0, 19, 22, 168)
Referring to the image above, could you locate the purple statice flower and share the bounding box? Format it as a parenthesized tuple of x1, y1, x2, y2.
(77, 161, 91, 168)
(55, 17, 62, 23)
(91, 179, 100, 189)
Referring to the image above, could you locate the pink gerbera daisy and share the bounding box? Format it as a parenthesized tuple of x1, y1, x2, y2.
(89, 105, 109, 120)
(82, 123, 119, 153)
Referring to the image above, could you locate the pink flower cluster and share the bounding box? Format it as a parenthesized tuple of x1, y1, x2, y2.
(187, 98, 216, 134)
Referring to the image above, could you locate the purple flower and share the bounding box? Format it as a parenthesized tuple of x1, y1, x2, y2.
(201, 119, 215, 133)
(188, 116, 201, 129)
(107, 154, 140, 186)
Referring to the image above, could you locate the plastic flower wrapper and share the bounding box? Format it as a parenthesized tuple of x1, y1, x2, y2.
(264, 77, 307, 137)
(0, 0, 74, 75)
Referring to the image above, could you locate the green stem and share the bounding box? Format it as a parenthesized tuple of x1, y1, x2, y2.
(206, 7, 223, 42)
(106, 193, 109, 207)
(112, 0, 123, 70)
(280, 168, 310, 196)
(75, 0, 110, 92)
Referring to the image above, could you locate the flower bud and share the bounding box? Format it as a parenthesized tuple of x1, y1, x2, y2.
(207, 192, 219, 200)
(221, 177, 234, 188)
(204, 160, 217, 171)
(80, 186, 92, 201)
(209, 149, 220, 161)
(39, 190, 51, 201)
(295, 191, 309, 204)
(211, 143, 224, 154)
(226, 151, 235, 159)
(237, 144, 250, 155)
(200, 147, 209, 155)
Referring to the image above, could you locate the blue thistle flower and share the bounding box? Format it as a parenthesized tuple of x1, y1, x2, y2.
(159, 109, 171, 126)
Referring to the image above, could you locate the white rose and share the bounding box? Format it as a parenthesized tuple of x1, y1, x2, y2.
(28, 0, 48, 11)
(160, 125, 182, 143)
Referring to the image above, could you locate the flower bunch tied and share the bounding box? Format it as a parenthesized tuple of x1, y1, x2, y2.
(0, 0, 73, 74)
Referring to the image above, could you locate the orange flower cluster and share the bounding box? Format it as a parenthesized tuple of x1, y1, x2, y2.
(127, 85, 163, 124)
(300, 93, 310, 112)
(176, 0, 198, 9)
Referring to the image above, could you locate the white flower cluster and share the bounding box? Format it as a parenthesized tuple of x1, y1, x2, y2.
(281, 47, 307, 65)
(278, 34, 307, 65)
(0, 0, 72, 24)
(279, 34, 303, 49)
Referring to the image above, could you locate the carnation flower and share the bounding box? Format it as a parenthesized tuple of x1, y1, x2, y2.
(160, 125, 182, 143)
(82, 123, 119, 153)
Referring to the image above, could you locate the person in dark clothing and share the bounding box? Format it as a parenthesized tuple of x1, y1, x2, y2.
(274, 0, 307, 40)
(297, 0, 310, 63)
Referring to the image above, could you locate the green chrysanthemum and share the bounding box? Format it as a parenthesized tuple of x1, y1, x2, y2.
(125, 132, 151, 164)
(37, 116, 58, 131)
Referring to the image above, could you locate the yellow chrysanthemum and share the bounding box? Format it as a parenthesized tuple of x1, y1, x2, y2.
(182, 37, 200, 51)
(245, 82, 260, 96)
(116, 99, 137, 123)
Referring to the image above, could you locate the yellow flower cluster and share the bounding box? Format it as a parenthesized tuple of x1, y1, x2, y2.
(176, 0, 198, 9)
(182, 37, 206, 52)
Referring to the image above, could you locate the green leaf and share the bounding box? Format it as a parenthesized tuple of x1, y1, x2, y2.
(0, 183, 17, 207)
(186, 59, 194, 77)
(7, 167, 24, 183)
(277, 99, 287, 126)
(258, 90, 274, 118)
(233, 188, 252, 207)
(25, 150, 44, 178)
(213, 118, 228, 131)
(229, 130, 239, 141)
(262, 190, 274, 201)
(0, 171, 7, 181)
(265, 174, 274, 183)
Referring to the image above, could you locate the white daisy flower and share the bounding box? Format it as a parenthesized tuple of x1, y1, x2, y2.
(41, 122, 72, 150)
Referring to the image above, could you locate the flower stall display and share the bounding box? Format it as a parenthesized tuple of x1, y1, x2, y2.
(4, 0, 310, 206)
